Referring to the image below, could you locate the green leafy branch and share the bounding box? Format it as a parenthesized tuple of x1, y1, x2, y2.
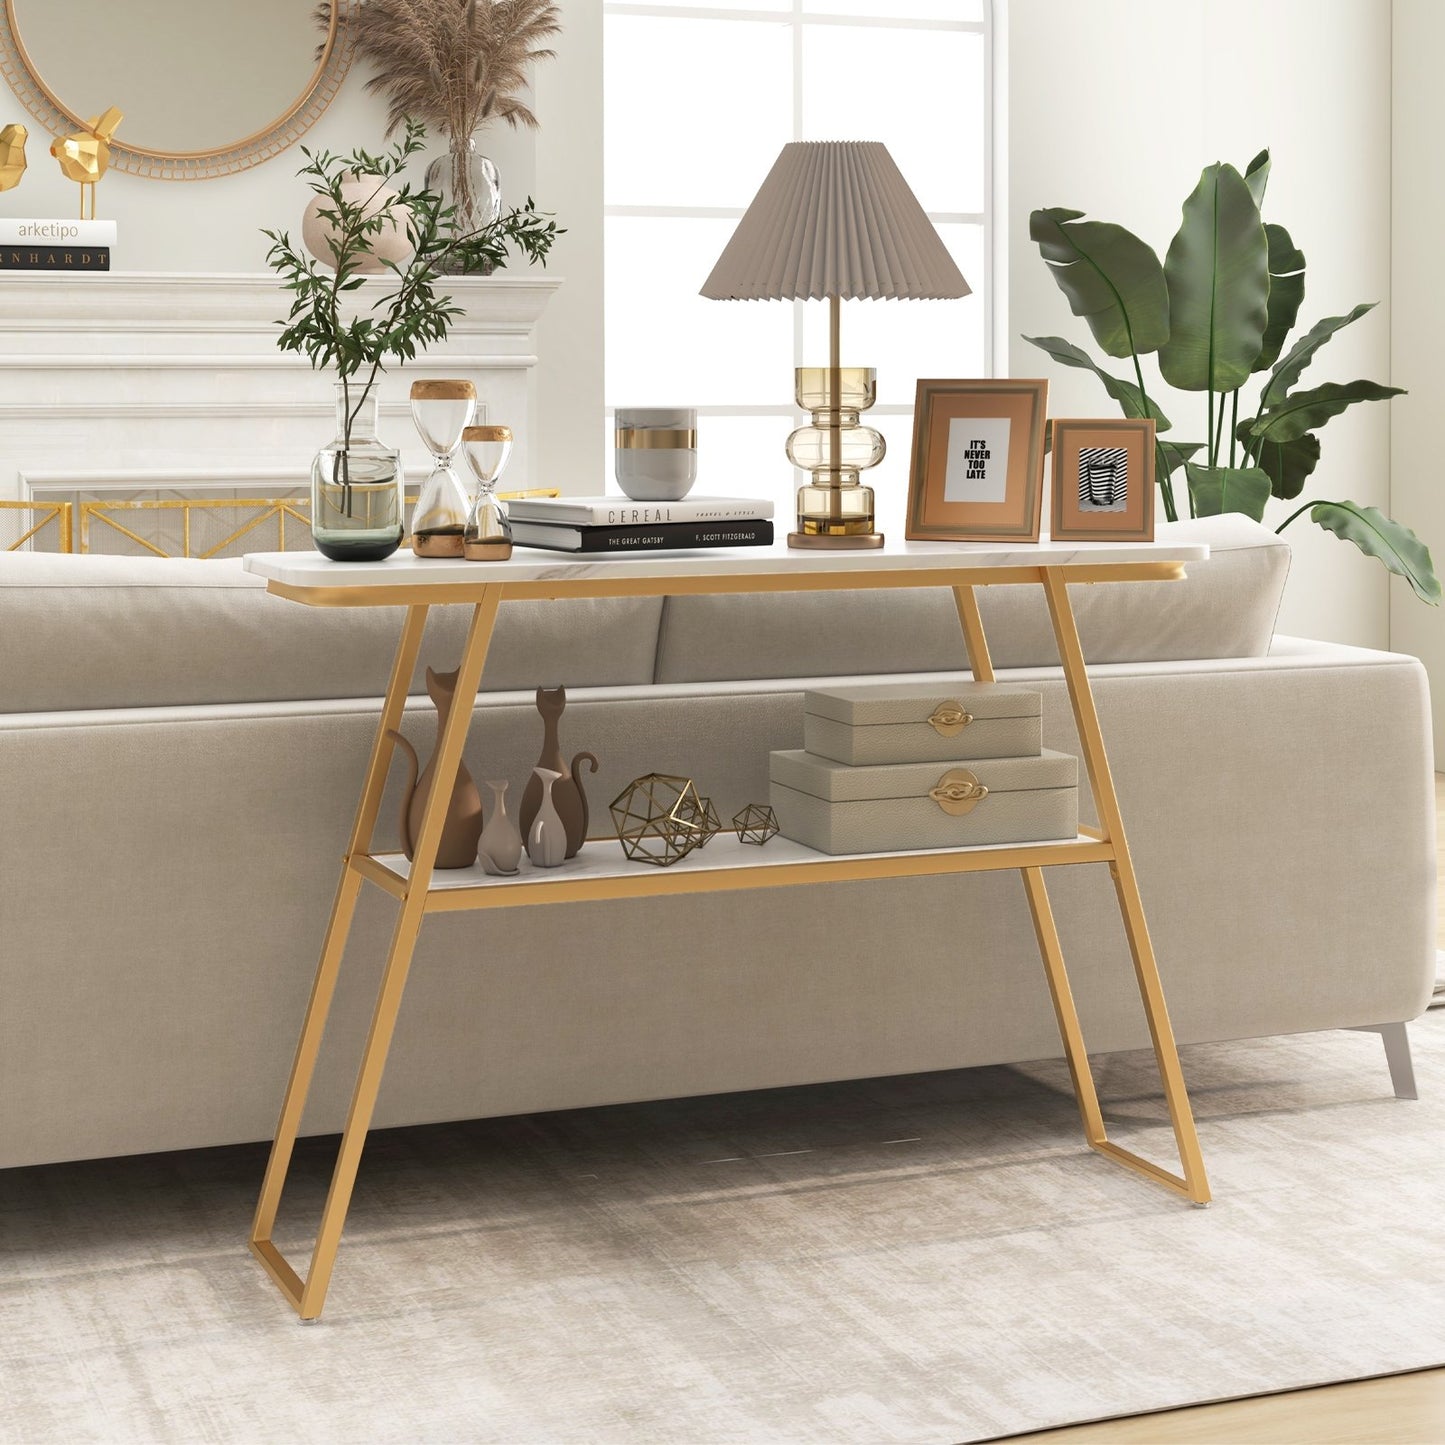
(262, 119, 562, 508)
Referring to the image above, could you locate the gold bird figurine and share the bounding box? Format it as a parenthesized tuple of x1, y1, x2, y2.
(51, 106, 122, 219)
(0, 123, 27, 191)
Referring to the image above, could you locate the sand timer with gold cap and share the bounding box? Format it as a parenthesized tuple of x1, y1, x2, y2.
(461, 425, 514, 561)
(409, 380, 476, 557)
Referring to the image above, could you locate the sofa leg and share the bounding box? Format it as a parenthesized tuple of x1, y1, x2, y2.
(1349, 1022, 1418, 1100)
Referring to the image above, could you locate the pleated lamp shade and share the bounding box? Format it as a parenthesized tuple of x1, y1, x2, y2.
(700, 141, 970, 302)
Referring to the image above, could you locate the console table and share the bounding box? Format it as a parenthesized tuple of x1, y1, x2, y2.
(242, 538, 1213, 1321)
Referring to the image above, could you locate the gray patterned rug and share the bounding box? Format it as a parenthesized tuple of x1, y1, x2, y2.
(4, 1014, 1444, 1444)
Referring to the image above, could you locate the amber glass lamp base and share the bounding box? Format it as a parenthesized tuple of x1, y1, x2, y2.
(787, 529, 885, 549)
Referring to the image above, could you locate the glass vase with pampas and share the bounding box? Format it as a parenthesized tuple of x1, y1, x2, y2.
(319, 0, 560, 272)
(263, 120, 562, 561)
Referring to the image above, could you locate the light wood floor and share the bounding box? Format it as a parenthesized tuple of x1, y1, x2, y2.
(1010, 775, 1445, 1442)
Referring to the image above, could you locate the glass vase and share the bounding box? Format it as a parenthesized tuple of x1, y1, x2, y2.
(425, 136, 501, 274)
(310, 381, 404, 562)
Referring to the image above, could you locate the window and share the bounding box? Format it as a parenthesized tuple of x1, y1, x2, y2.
(603, 2, 993, 531)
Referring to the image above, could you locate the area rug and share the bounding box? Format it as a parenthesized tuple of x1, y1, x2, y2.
(4, 1015, 1444, 1445)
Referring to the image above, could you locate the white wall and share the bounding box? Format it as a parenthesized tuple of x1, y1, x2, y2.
(1007, 0, 1394, 649)
(1390, 0, 1445, 761)
(0, 0, 602, 491)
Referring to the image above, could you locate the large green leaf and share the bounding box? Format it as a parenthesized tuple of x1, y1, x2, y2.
(1158, 163, 1270, 392)
(1254, 223, 1305, 373)
(1309, 501, 1441, 604)
(1021, 334, 1171, 428)
(1249, 379, 1403, 445)
(1260, 302, 1375, 407)
(1029, 208, 1170, 359)
(1243, 149, 1271, 207)
(1187, 464, 1271, 521)
(1250, 430, 1321, 499)
(1157, 440, 1202, 477)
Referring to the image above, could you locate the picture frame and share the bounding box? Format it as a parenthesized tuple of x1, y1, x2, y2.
(1050, 418, 1156, 542)
(905, 378, 1049, 542)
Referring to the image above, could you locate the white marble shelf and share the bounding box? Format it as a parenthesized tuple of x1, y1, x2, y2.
(245, 536, 1208, 592)
(364, 832, 1109, 908)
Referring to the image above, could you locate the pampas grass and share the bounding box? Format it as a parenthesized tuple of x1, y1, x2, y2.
(319, 0, 561, 139)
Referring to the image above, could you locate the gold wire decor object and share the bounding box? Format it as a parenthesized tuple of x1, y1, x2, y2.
(675, 793, 721, 848)
(610, 773, 705, 867)
(0, 0, 358, 181)
(733, 803, 779, 846)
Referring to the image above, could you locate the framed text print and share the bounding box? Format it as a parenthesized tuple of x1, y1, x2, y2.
(1050, 418, 1156, 542)
(906, 379, 1049, 542)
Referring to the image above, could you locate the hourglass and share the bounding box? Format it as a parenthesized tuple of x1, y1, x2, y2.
(461, 424, 514, 561)
(409, 380, 476, 557)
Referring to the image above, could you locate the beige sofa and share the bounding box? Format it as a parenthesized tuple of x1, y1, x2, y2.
(0, 516, 1435, 1170)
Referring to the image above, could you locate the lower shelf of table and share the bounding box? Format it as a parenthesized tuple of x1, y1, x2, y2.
(352, 832, 1115, 912)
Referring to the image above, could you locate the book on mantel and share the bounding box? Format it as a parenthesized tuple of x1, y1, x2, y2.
(0, 220, 115, 272)
(508, 494, 774, 553)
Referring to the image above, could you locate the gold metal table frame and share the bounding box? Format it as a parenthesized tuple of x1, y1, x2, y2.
(247, 555, 1212, 1321)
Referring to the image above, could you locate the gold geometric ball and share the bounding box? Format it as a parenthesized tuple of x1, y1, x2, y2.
(674, 793, 722, 848)
(733, 802, 779, 846)
(609, 773, 704, 867)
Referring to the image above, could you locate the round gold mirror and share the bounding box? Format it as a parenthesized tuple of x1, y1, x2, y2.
(0, 0, 357, 180)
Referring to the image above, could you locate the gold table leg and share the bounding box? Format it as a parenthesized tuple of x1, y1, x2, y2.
(1037, 567, 1210, 1203)
(249, 590, 504, 1318)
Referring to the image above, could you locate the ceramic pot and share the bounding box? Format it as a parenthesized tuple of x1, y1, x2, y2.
(302, 171, 413, 274)
(478, 779, 523, 875)
(386, 667, 483, 869)
(614, 407, 698, 502)
(526, 767, 567, 868)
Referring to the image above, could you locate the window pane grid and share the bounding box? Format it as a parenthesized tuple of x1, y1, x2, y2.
(604, 1, 991, 518)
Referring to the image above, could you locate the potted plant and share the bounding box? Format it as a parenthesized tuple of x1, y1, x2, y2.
(263, 121, 560, 560)
(321, 0, 561, 259)
(1026, 149, 1438, 604)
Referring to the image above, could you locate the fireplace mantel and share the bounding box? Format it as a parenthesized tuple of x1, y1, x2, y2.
(0, 271, 561, 501)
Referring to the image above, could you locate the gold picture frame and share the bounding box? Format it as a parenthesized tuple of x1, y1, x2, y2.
(906, 379, 1049, 542)
(1050, 418, 1156, 542)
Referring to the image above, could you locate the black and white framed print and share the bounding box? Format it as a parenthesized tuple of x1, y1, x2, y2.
(1050, 418, 1155, 541)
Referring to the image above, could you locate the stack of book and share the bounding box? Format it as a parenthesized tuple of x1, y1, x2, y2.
(508, 495, 774, 553)
(0, 220, 115, 272)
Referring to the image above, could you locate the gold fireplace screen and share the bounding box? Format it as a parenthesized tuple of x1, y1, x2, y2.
(0, 492, 559, 559)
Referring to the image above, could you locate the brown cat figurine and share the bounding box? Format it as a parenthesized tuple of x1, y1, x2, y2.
(518, 685, 598, 858)
(387, 666, 484, 869)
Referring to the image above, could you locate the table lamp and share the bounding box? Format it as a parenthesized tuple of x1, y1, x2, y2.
(701, 141, 970, 548)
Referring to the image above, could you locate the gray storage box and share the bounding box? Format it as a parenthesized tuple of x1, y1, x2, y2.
(770, 747, 1078, 856)
(803, 680, 1043, 766)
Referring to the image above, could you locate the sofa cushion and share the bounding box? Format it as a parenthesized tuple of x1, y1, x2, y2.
(652, 515, 1289, 683)
(0, 553, 664, 712)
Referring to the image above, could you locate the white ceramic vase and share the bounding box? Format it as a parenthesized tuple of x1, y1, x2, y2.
(478, 779, 523, 875)
(525, 767, 567, 868)
(301, 172, 413, 274)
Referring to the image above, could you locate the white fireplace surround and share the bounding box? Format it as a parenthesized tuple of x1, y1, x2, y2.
(0, 272, 561, 509)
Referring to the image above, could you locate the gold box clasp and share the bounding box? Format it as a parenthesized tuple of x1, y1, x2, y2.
(929, 769, 987, 816)
(927, 701, 973, 737)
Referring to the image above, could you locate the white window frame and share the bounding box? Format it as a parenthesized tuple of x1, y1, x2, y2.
(602, 2, 1001, 436)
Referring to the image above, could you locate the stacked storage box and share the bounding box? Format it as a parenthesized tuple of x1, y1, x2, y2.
(769, 681, 1078, 856)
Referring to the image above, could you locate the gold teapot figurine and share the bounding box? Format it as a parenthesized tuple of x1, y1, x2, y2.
(0, 123, 27, 191)
(51, 106, 122, 219)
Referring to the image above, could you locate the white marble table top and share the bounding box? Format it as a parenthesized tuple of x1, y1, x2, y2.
(244, 536, 1208, 591)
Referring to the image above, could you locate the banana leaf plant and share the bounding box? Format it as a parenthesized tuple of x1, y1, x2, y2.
(1025, 150, 1439, 603)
